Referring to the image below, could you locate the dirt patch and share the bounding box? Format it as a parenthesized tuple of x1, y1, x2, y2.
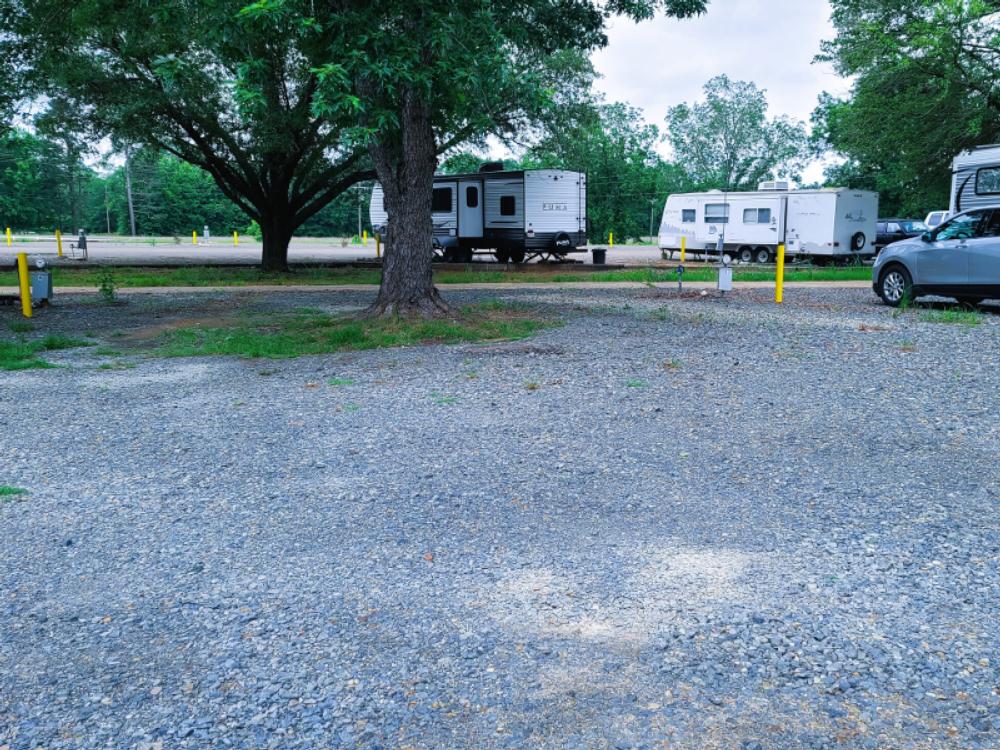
(122, 315, 238, 343)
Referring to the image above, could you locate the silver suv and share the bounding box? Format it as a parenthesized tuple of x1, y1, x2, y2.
(873, 207, 1000, 306)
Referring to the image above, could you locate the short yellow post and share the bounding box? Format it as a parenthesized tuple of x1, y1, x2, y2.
(233, 230, 239, 247)
(5, 227, 11, 247)
(775, 243, 785, 304)
(16, 252, 32, 318)
(375, 233, 381, 258)
(56, 229, 63, 257)
(609, 232, 614, 248)
(363, 229, 368, 245)
(192, 230, 198, 245)
(680, 235, 686, 263)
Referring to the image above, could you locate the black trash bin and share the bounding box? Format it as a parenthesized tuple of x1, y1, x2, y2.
(592, 248, 606, 265)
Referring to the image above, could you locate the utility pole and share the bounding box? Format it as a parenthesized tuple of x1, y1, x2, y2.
(648, 198, 657, 242)
(124, 144, 137, 236)
(104, 183, 111, 233)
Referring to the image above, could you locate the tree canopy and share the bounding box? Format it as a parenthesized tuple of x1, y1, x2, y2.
(815, 0, 1000, 215)
(666, 75, 810, 191)
(12, 0, 374, 268)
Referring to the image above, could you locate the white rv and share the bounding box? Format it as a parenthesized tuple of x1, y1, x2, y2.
(370, 165, 587, 263)
(658, 184, 879, 263)
(950, 144, 1000, 215)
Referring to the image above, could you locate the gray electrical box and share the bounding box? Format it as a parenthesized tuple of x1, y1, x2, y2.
(30, 270, 52, 304)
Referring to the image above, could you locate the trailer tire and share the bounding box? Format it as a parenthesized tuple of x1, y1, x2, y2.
(850, 232, 866, 252)
(754, 247, 771, 264)
(495, 248, 510, 263)
(510, 249, 526, 264)
(552, 232, 572, 251)
(738, 246, 753, 264)
(721, 252, 735, 265)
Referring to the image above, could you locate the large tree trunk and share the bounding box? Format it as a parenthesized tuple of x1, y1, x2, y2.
(366, 90, 448, 318)
(260, 203, 294, 272)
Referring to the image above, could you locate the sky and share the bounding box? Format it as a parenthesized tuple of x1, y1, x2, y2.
(590, 0, 850, 184)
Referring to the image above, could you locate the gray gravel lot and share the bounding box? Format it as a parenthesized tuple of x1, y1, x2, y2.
(1, 286, 999, 749)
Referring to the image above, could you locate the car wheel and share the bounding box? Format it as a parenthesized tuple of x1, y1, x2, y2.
(738, 246, 753, 263)
(878, 264, 912, 307)
(754, 247, 771, 264)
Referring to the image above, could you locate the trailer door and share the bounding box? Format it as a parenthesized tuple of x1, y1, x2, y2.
(735, 197, 784, 245)
(458, 181, 483, 238)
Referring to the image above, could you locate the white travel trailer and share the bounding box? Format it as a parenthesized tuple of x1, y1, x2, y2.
(950, 144, 1000, 215)
(370, 165, 587, 263)
(658, 184, 879, 263)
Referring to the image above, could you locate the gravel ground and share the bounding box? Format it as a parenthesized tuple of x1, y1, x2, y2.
(1, 286, 999, 750)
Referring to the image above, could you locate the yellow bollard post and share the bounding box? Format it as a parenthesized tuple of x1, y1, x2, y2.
(16, 252, 32, 318)
(609, 232, 614, 248)
(375, 233, 381, 259)
(363, 229, 368, 245)
(233, 230, 239, 247)
(56, 229, 63, 257)
(5, 227, 11, 247)
(680, 235, 686, 264)
(192, 230, 198, 246)
(775, 243, 785, 304)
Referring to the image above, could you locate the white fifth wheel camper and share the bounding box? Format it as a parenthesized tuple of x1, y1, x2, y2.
(658, 184, 878, 263)
(950, 144, 1000, 215)
(370, 164, 587, 263)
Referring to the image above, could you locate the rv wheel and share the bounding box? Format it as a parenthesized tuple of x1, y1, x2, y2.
(851, 232, 866, 251)
(738, 247, 753, 264)
(721, 252, 735, 265)
(754, 247, 771, 264)
(495, 248, 511, 263)
(510, 249, 526, 264)
(553, 232, 572, 251)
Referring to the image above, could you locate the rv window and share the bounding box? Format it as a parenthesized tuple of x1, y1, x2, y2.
(976, 167, 1000, 195)
(432, 187, 452, 212)
(466, 186, 479, 208)
(682, 209, 696, 223)
(742, 208, 772, 224)
(705, 203, 729, 224)
(500, 195, 516, 216)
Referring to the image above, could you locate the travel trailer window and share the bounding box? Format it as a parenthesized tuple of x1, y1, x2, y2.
(705, 204, 729, 223)
(682, 209, 695, 223)
(743, 208, 772, 224)
(500, 196, 516, 216)
(466, 186, 479, 208)
(976, 167, 1000, 195)
(432, 187, 452, 212)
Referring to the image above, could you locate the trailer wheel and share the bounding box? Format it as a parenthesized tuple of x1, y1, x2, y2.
(721, 252, 735, 265)
(495, 248, 510, 263)
(850, 232, 866, 252)
(754, 247, 771, 264)
(510, 249, 526, 264)
(738, 246, 753, 264)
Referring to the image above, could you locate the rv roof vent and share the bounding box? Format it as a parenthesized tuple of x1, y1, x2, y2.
(758, 180, 791, 191)
(479, 161, 505, 172)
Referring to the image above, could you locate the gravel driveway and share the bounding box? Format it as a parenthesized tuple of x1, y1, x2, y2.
(1, 287, 998, 749)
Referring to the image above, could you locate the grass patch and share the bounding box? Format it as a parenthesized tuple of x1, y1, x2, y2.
(626, 379, 650, 388)
(0, 264, 872, 290)
(0, 334, 92, 370)
(0, 486, 27, 497)
(432, 393, 457, 405)
(327, 377, 356, 386)
(524, 380, 540, 391)
(919, 308, 982, 326)
(7, 320, 33, 333)
(151, 302, 556, 360)
(97, 361, 136, 370)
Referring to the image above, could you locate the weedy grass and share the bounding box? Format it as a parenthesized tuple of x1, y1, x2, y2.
(626, 379, 650, 388)
(151, 302, 557, 360)
(0, 334, 93, 371)
(0, 486, 27, 498)
(919, 307, 982, 326)
(327, 377, 356, 386)
(7, 320, 33, 333)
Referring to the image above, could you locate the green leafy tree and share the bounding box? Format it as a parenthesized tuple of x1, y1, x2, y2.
(12, 0, 373, 270)
(666, 75, 810, 191)
(528, 99, 693, 242)
(309, 0, 707, 316)
(815, 0, 1000, 216)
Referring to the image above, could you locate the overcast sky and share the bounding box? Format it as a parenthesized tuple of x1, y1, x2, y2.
(590, 0, 849, 183)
